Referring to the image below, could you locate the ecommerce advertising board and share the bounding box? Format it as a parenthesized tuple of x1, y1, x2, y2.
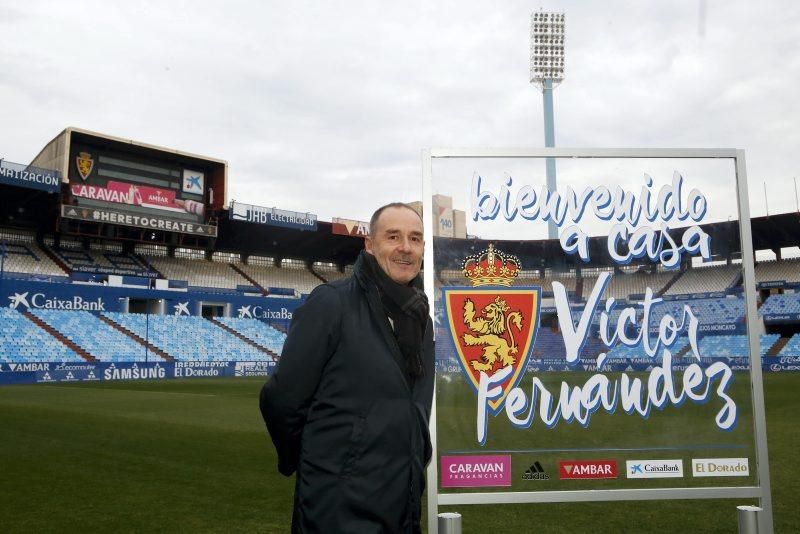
(423, 148, 772, 532)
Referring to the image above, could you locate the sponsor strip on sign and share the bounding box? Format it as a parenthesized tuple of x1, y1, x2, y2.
(692, 458, 750, 477)
(559, 460, 618, 480)
(440, 455, 512, 488)
(626, 459, 684, 479)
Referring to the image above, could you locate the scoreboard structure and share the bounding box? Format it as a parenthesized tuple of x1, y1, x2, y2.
(30, 127, 227, 246)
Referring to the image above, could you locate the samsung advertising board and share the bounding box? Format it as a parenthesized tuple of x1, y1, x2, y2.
(423, 149, 772, 532)
(230, 200, 317, 231)
(0, 361, 278, 386)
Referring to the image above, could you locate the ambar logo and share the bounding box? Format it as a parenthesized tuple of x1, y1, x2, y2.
(559, 460, 618, 479)
(522, 461, 550, 480)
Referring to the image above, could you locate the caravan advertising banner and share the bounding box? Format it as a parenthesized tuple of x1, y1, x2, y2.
(426, 149, 767, 507)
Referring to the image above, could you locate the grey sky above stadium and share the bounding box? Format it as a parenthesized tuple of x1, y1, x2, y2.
(1, 0, 798, 226)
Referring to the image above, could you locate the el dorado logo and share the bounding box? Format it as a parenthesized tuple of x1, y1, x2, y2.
(76, 152, 94, 181)
(442, 245, 541, 431)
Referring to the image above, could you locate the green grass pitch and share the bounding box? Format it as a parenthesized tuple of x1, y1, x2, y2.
(0, 375, 796, 533)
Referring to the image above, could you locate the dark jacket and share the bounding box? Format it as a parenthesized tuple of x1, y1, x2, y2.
(259, 255, 435, 534)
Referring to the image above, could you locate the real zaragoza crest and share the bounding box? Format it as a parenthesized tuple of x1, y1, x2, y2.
(76, 152, 94, 181)
(442, 244, 541, 415)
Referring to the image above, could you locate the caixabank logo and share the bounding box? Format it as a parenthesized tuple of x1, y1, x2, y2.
(8, 292, 105, 311)
(442, 245, 541, 440)
(626, 459, 683, 479)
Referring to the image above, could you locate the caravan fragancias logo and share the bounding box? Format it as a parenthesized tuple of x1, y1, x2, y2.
(443, 245, 541, 423)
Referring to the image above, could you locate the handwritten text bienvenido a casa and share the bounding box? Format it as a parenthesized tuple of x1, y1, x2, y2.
(471, 172, 711, 269)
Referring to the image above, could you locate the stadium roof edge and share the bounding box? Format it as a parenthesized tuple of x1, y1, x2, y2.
(52, 127, 228, 165)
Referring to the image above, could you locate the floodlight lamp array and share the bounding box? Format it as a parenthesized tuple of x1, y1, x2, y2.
(529, 11, 565, 86)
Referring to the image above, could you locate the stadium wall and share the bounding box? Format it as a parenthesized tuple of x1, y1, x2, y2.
(0, 279, 302, 321)
(0, 360, 275, 385)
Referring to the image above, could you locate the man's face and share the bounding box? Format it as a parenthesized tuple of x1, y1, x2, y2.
(365, 206, 424, 285)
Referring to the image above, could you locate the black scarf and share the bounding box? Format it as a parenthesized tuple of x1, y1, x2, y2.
(361, 251, 429, 382)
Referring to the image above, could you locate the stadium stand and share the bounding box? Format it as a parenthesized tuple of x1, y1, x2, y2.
(45, 241, 154, 278)
(530, 326, 606, 360)
(238, 256, 322, 295)
(759, 292, 800, 316)
(755, 258, 800, 284)
(439, 269, 465, 286)
(664, 264, 741, 296)
(0, 308, 78, 363)
(315, 262, 352, 283)
(778, 333, 800, 356)
(31, 309, 147, 362)
(604, 336, 689, 360)
(0, 230, 67, 278)
(517, 270, 578, 294)
(103, 312, 271, 361)
(650, 296, 745, 326)
(699, 334, 780, 358)
(437, 268, 581, 294)
(145, 254, 247, 290)
(3, 130, 800, 383)
(581, 269, 676, 300)
(215, 316, 284, 357)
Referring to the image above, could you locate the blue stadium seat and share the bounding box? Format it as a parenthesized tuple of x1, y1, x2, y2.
(31, 309, 149, 362)
(103, 312, 271, 361)
(0, 308, 79, 363)
(215, 317, 284, 358)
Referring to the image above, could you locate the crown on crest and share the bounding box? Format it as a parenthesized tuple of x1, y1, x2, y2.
(462, 244, 520, 287)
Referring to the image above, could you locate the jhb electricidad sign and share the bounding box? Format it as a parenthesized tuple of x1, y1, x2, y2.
(423, 149, 772, 532)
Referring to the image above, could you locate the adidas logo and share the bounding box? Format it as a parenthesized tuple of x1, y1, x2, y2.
(522, 461, 550, 480)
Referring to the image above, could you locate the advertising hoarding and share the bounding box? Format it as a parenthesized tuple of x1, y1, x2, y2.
(332, 217, 370, 237)
(0, 159, 61, 193)
(423, 148, 772, 531)
(230, 200, 317, 231)
(61, 204, 217, 237)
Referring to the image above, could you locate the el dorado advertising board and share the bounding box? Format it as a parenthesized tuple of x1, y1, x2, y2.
(423, 149, 772, 532)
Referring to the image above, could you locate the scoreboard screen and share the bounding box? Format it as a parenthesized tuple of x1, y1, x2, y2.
(66, 144, 207, 225)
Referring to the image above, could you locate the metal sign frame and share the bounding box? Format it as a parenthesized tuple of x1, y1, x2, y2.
(422, 147, 773, 533)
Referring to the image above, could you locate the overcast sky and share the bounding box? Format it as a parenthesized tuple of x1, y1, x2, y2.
(1, 0, 798, 226)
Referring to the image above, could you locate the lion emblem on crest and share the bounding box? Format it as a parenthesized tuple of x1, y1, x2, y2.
(461, 296, 524, 372)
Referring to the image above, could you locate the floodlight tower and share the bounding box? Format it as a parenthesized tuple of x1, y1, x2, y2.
(530, 11, 565, 239)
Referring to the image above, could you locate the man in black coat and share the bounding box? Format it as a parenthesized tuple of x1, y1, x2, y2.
(260, 203, 434, 533)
